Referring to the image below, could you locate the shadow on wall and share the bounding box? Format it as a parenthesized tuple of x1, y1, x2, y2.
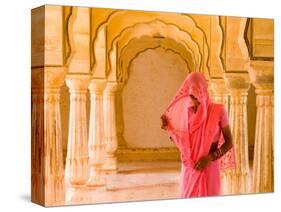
(247, 84, 257, 160)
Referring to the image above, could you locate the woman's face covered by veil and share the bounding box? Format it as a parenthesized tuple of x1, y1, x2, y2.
(186, 85, 200, 108)
(163, 72, 211, 133)
(185, 74, 208, 108)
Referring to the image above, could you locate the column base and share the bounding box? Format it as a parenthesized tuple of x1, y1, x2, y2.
(65, 185, 89, 204)
(102, 155, 118, 174)
(86, 167, 106, 187)
(221, 170, 251, 195)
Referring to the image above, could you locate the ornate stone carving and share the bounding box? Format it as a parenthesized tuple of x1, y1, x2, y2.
(223, 72, 251, 194)
(31, 87, 44, 204)
(65, 74, 91, 188)
(67, 7, 91, 74)
(102, 82, 119, 173)
(31, 67, 66, 205)
(209, 78, 229, 106)
(87, 79, 107, 186)
(115, 83, 127, 148)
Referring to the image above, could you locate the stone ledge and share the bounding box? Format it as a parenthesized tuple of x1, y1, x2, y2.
(117, 147, 180, 161)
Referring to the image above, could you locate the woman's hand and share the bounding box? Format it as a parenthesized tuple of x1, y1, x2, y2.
(161, 115, 169, 130)
(194, 155, 212, 171)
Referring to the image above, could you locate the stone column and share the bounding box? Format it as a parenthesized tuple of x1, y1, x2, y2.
(44, 87, 65, 205)
(31, 69, 44, 204)
(87, 79, 107, 186)
(249, 61, 274, 193)
(103, 82, 119, 173)
(224, 72, 251, 194)
(116, 83, 127, 148)
(32, 67, 66, 205)
(65, 74, 90, 186)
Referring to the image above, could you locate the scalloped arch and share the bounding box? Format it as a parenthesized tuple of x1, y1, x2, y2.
(113, 20, 201, 72)
(92, 10, 211, 80)
(117, 36, 193, 83)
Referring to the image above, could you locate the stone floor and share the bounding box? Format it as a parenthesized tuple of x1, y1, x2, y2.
(63, 160, 254, 206)
(64, 161, 181, 206)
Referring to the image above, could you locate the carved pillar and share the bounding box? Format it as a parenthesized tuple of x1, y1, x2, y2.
(224, 72, 250, 194)
(116, 83, 127, 148)
(45, 68, 66, 206)
(249, 61, 274, 193)
(87, 79, 106, 186)
(31, 69, 44, 204)
(44, 90, 64, 205)
(103, 82, 119, 173)
(32, 67, 66, 205)
(64, 5, 92, 202)
(65, 74, 90, 186)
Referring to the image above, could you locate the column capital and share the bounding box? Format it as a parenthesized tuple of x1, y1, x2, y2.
(224, 72, 250, 93)
(88, 79, 106, 93)
(32, 67, 66, 90)
(249, 60, 274, 90)
(45, 67, 66, 88)
(104, 82, 121, 94)
(65, 74, 91, 92)
(31, 68, 44, 90)
(209, 78, 229, 94)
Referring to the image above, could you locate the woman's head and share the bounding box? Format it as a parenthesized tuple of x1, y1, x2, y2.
(164, 71, 210, 114)
(185, 72, 209, 108)
(163, 71, 211, 135)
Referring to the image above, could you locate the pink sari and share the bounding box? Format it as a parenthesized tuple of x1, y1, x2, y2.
(162, 72, 235, 198)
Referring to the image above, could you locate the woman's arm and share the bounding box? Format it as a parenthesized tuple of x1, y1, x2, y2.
(209, 124, 233, 161)
(194, 106, 233, 170)
(194, 125, 233, 171)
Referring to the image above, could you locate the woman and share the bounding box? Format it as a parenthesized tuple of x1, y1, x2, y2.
(161, 72, 235, 198)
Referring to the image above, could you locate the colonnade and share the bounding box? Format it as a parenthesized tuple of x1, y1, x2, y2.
(31, 64, 273, 204)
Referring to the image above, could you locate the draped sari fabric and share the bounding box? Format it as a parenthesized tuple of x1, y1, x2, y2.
(162, 72, 235, 198)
